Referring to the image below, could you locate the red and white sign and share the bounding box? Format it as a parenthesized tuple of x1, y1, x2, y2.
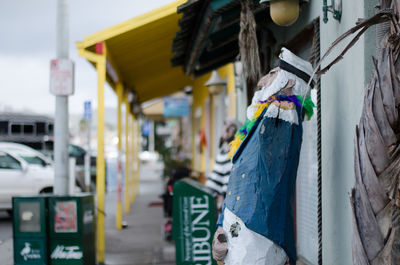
(54, 201, 77, 233)
(50, 59, 74, 96)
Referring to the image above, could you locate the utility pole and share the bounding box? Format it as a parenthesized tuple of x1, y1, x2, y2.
(52, 0, 72, 195)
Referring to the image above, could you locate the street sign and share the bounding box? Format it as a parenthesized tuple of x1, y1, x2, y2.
(83, 101, 92, 120)
(163, 97, 189, 118)
(50, 59, 74, 96)
(142, 121, 150, 137)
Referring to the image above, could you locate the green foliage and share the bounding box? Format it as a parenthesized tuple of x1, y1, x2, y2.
(152, 120, 191, 178)
(158, 145, 190, 179)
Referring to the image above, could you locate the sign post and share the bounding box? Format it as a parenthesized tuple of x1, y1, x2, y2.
(51, 0, 74, 196)
(83, 101, 92, 192)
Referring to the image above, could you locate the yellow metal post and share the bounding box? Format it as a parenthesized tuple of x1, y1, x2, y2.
(210, 96, 215, 171)
(125, 98, 131, 213)
(131, 114, 135, 203)
(225, 64, 236, 118)
(136, 118, 140, 194)
(201, 105, 206, 173)
(115, 83, 123, 230)
(96, 54, 106, 264)
(77, 46, 108, 265)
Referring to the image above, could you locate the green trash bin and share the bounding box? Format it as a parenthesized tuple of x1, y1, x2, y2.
(12, 196, 49, 265)
(47, 194, 95, 265)
(172, 178, 217, 265)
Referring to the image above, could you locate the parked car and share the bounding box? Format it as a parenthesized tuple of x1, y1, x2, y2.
(0, 142, 53, 168)
(0, 142, 83, 214)
(69, 144, 97, 191)
(0, 142, 96, 191)
(0, 149, 53, 213)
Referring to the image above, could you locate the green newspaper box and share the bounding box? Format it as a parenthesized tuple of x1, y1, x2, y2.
(47, 194, 95, 265)
(173, 178, 217, 265)
(12, 196, 49, 265)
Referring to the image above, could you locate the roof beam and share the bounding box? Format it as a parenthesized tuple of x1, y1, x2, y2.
(78, 0, 186, 49)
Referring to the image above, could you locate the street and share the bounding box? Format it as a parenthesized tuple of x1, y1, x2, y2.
(0, 211, 12, 242)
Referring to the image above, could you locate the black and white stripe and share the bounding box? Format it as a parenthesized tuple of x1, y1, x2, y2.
(205, 150, 232, 195)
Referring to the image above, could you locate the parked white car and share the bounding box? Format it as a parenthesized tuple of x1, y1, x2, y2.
(0, 143, 54, 212)
(0, 142, 53, 167)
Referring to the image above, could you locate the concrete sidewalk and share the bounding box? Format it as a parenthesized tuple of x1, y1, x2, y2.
(0, 235, 13, 265)
(104, 160, 175, 265)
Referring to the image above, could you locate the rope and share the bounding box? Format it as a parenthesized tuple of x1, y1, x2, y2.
(309, 18, 322, 265)
(239, 0, 262, 86)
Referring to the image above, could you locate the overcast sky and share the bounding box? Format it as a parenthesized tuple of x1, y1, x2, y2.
(0, 0, 175, 116)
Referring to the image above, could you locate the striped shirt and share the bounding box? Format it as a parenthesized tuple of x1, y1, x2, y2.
(205, 149, 232, 195)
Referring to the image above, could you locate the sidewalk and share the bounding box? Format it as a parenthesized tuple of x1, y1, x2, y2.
(104, 160, 175, 265)
(0, 234, 13, 265)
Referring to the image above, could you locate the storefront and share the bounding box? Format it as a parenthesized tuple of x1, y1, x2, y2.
(76, 1, 237, 262)
(171, 1, 377, 264)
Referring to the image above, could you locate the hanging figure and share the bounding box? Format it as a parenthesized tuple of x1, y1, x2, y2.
(212, 48, 315, 265)
(205, 119, 242, 211)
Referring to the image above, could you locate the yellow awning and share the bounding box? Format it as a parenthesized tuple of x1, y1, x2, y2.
(76, 0, 192, 103)
(142, 99, 164, 121)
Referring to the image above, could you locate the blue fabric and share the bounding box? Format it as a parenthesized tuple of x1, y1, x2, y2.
(217, 106, 303, 265)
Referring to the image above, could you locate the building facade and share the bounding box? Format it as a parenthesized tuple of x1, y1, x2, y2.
(173, 1, 379, 264)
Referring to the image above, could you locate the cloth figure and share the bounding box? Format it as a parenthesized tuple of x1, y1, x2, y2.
(212, 47, 315, 265)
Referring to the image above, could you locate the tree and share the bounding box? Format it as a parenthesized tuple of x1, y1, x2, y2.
(352, 1, 400, 263)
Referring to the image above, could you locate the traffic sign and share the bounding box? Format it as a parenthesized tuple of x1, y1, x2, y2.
(163, 97, 189, 118)
(84, 101, 92, 120)
(50, 59, 74, 96)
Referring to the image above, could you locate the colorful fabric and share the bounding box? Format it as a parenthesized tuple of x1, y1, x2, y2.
(218, 106, 304, 265)
(228, 94, 314, 159)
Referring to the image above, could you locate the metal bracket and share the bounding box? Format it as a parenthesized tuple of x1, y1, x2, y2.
(323, 0, 342, 23)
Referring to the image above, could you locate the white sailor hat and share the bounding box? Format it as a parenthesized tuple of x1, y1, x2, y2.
(278, 47, 314, 88)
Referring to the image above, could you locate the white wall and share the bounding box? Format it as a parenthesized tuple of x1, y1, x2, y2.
(320, 1, 376, 264)
(266, 1, 377, 264)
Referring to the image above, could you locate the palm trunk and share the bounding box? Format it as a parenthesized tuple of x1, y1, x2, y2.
(352, 1, 400, 264)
